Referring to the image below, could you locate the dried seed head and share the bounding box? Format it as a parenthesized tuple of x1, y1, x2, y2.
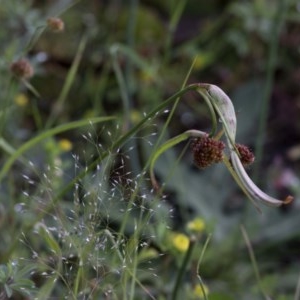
(47, 17, 64, 32)
(10, 58, 34, 79)
(191, 137, 225, 169)
(235, 144, 255, 166)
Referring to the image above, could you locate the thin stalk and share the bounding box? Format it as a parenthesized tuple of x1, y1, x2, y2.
(111, 49, 131, 131)
(240, 225, 269, 300)
(73, 257, 83, 297)
(156, 56, 197, 149)
(115, 184, 139, 248)
(0, 77, 16, 136)
(124, 0, 142, 181)
(23, 25, 46, 55)
(30, 97, 43, 130)
(294, 270, 300, 300)
(253, 0, 286, 181)
(125, 0, 138, 97)
(129, 221, 138, 300)
(164, 0, 188, 63)
(45, 35, 87, 129)
(110, 0, 143, 183)
(196, 234, 211, 300)
(171, 237, 196, 300)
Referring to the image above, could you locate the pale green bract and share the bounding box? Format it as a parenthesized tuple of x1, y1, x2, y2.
(197, 84, 236, 150)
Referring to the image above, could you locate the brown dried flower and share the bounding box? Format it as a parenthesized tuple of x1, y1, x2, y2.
(10, 58, 34, 79)
(47, 17, 64, 32)
(191, 137, 225, 169)
(235, 143, 255, 166)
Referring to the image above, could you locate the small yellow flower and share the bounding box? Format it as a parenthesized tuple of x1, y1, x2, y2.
(130, 110, 142, 124)
(58, 139, 73, 152)
(172, 233, 190, 252)
(193, 53, 211, 70)
(193, 283, 209, 299)
(14, 93, 29, 107)
(187, 218, 205, 233)
(139, 69, 155, 84)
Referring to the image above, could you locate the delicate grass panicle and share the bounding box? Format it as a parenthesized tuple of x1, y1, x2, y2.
(11, 129, 164, 298)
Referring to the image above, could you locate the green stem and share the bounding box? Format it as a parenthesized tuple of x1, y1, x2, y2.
(124, 0, 142, 181)
(154, 58, 217, 157)
(164, 0, 188, 63)
(171, 237, 196, 300)
(240, 225, 269, 300)
(30, 97, 43, 130)
(23, 25, 46, 55)
(129, 221, 139, 300)
(0, 77, 16, 136)
(150, 130, 207, 189)
(45, 35, 87, 129)
(196, 234, 211, 300)
(294, 270, 300, 300)
(253, 0, 286, 181)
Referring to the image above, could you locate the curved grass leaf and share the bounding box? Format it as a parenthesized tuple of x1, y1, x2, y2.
(150, 130, 207, 189)
(0, 116, 115, 182)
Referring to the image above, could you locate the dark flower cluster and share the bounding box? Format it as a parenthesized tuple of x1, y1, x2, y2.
(235, 143, 255, 166)
(191, 137, 225, 169)
(10, 58, 34, 79)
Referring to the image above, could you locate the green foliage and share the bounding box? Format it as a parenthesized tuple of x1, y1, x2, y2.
(0, 0, 300, 299)
(0, 261, 36, 298)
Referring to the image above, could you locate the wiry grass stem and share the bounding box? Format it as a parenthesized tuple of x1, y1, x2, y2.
(253, 0, 287, 181)
(171, 237, 196, 300)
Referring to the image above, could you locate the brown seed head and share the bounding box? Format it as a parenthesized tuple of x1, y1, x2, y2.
(235, 144, 255, 166)
(10, 58, 34, 79)
(191, 137, 225, 169)
(47, 17, 64, 32)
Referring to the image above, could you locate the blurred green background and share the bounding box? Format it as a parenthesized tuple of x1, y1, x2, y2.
(0, 0, 300, 299)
